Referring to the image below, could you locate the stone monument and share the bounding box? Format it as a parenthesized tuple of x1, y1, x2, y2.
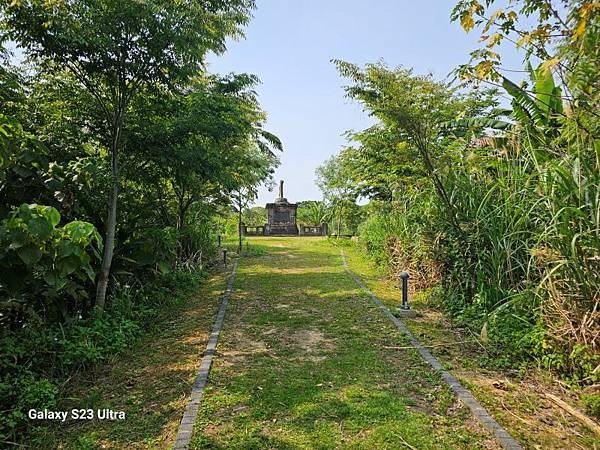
(265, 180, 298, 235)
(241, 180, 327, 236)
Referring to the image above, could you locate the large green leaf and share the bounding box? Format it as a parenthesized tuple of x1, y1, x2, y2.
(7, 229, 27, 249)
(17, 204, 33, 221)
(57, 240, 77, 258)
(46, 207, 60, 227)
(44, 270, 66, 289)
(63, 221, 95, 242)
(532, 63, 556, 123)
(502, 76, 544, 126)
(27, 216, 53, 239)
(17, 244, 42, 266)
(83, 265, 96, 282)
(56, 255, 81, 277)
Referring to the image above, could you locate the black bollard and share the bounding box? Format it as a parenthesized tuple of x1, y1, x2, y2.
(222, 248, 228, 266)
(217, 235, 221, 247)
(399, 271, 410, 310)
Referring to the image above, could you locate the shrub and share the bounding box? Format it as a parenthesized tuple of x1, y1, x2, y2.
(0, 204, 101, 325)
(582, 394, 600, 420)
(0, 264, 205, 441)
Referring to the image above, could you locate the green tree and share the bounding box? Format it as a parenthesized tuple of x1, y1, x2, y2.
(243, 206, 267, 226)
(451, 0, 599, 138)
(231, 147, 280, 251)
(316, 156, 360, 236)
(297, 201, 330, 226)
(1, 0, 255, 310)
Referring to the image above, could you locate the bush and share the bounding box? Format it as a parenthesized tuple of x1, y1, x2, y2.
(0, 204, 101, 325)
(358, 194, 442, 291)
(0, 268, 205, 442)
(582, 394, 600, 420)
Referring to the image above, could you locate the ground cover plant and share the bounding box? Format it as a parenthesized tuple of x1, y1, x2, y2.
(19, 267, 232, 449)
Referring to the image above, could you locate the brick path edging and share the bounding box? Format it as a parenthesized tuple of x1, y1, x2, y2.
(340, 250, 523, 450)
(172, 259, 238, 450)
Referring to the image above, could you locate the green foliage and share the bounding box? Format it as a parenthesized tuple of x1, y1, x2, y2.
(0, 1, 280, 443)
(326, 39, 598, 383)
(582, 394, 600, 420)
(242, 206, 267, 226)
(317, 156, 364, 235)
(296, 200, 330, 226)
(501, 65, 563, 142)
(124, 226, 178, 275)
(0, 204, 101, 324)
(0, 0, 255, 89)
(1, 0, 259, 309)
(0, 269, 204, 441)
(357, 196, 441, 291)
(0, 113, 53, 215)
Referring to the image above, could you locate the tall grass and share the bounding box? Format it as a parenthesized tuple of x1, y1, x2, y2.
(531, 143, 600, 383)
(357, 139, 599, 381)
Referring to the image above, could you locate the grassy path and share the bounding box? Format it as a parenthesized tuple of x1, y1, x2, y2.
(24, 237, 596, 449)
(25, 269, 231, 449)
(341, 242, 599, 450)
(190, 237, 497, 449)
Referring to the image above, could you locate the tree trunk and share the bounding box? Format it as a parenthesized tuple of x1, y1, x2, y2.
(414, 133, 461, 234)
(95, 114, 122, 311)
(238, 192, 243, 253)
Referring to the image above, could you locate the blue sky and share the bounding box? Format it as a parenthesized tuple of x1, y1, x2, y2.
(7, 1, 526, 206)
(207, 0, 526, 206)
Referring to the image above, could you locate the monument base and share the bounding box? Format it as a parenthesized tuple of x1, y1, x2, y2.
(265, 224, 298, 235)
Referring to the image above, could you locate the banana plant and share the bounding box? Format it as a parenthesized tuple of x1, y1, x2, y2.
(502, 62, 564, 138)
(442, 63, 565, 146)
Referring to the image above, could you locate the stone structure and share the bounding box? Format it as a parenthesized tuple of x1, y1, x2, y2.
(241, 180, 328, 236)
(299, 223, 328, 236)
(265, 180, 298, 235)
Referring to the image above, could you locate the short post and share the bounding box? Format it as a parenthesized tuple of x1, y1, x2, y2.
(222, 248, 228, 266)
(395, 271, 416, 318)
(400, 271, 409, 309)
(217, 235, 221, 247)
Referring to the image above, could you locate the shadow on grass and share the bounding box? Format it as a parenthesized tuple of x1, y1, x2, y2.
(191, 238, 492, 449)
(24, 272, 229, 450)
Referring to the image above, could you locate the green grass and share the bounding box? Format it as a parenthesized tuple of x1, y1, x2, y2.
(23, 236, 597, 449)
(22, 268, 231, 449)
(340, 240, 600, 450)
(191, 237, 495, 449)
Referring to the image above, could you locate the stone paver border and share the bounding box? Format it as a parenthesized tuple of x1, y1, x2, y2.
(172, 259, 238, 450)
(340, 250, 523, 450)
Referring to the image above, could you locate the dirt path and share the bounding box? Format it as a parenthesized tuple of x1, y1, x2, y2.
(188, 237, 499, 449)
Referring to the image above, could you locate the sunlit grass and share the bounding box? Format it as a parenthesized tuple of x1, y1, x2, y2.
(191, 237, 495, 449)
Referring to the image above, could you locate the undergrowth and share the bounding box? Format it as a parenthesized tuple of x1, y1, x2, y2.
(0, 270, 206, 442)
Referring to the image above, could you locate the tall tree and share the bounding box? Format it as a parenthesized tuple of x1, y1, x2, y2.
(231, 146, 280, 252)
(316, 156, 358, 236)
(124, 73, 281, 251)
(1, 0, 255, 310)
